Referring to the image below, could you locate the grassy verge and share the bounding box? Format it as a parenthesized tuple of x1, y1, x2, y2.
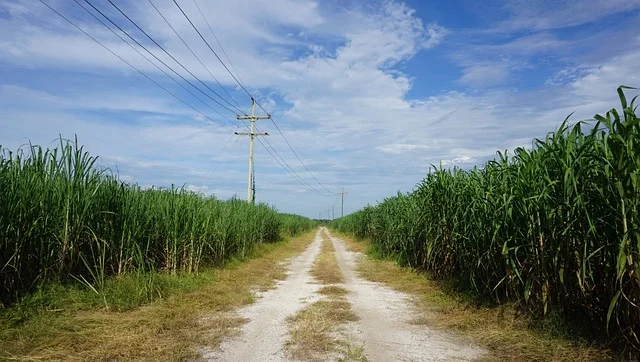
(286, 230, 363, 361)
(334, 232, 614, 361)
(0, 230, 317, 361)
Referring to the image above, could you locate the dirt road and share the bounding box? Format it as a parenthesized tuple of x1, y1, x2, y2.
(209, 227, 485, 361)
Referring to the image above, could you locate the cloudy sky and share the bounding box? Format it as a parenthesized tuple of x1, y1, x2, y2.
(1, 0, 639, 218)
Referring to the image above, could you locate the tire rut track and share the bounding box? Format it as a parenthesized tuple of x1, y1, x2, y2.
(326, 228, 486, 361)
(207, 230, 323, 361)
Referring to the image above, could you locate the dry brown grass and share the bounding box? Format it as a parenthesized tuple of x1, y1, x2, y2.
(336, 233, 612, 362)
(318, 285, 349, 297)
(310, 232, 344, 284)
(287, 299, 360, 361)
(286, 230, 362, 361)
(0, 231, 317, 361)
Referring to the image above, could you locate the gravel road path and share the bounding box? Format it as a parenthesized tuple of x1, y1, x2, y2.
(208, 228, 485, 361)
(327, 229, 485, 361)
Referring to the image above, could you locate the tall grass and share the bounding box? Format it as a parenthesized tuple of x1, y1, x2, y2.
(332, 87, 640, 352)
(0, 138, 315, 306)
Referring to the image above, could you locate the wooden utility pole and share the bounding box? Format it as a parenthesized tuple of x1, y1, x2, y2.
(236, 98, 270, 203)
(339, 188, 348, 217)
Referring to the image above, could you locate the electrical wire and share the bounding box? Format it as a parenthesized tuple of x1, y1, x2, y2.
(146, 0, 247, 115)
(40, 0, 335, 197)
(175, 0, 336, 195)
(73, 0, 234, 127)
(254, 137, 331, 196)
(233, 117, 332, 196)
(104, 0, 243, 115)
(257, 111, 336, 195)
(191, 0, 247, 94)
(82, 0, 239, 126)
(258, 136, 334, 196)
(38, 0, 228, 129)
(171, 0, 252, 98)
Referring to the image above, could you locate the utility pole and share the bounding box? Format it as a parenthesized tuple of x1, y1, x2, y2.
(332, 205, 334, 220)
(236, 98, 270, 203)
(338, 188, 348, 217)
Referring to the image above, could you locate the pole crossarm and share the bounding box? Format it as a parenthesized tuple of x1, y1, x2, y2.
(236, 115, 271, 120)
(234, 132, 268, 136)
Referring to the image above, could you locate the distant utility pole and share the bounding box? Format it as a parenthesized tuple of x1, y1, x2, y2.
(339, 188, 348, 217)
(332, 205, 334, 220)
(236, 98, 270, 203)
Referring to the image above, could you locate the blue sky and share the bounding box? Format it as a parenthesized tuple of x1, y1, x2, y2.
(1, 0, 639, 218)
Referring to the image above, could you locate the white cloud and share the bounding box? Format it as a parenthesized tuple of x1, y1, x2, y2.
(0, 0, 638, 218)
(186, 184, 212, 195)
(458, 65, 510, 87)
(334, 2, 445, 68)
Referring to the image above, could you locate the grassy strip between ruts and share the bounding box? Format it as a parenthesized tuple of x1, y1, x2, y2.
(0, 230, 317, 361)
(286, 230, 364, 361)
(334, 231, 614, 361)
(310, 230, 345, 285)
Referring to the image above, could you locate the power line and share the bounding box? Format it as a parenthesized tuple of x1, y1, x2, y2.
(174, 0, 335, 196)
(38, 0, 229, 130)
(42, 0, 335, 198)
(134, 0, 335, 196)
(259, 134, 333, 196)
(191, 0, 248, 92)
(232, 109, 331, 196)
(254, 137, 331, 196)
(148, 0, 330, 197)
(198, 130, 240, 183)
(82, 0, 239, 126)
(105, 0, 243, 115)
(234, 115, 331, 196)
(172, 0, 252, 98)
(72, 0, 234, 127)
(61, 0, 328, 197)
(257, 108, 336, 195)
(146, 0, 247, 114)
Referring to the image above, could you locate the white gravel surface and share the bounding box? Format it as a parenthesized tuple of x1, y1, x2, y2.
(206, 230, 323, 361)
(206, 228, 485, 361)
(326, 229, 486, 361)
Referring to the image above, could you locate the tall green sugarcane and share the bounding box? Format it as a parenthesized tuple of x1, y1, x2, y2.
(0, 138, 316, 306)
(332, 86, 640, 350)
